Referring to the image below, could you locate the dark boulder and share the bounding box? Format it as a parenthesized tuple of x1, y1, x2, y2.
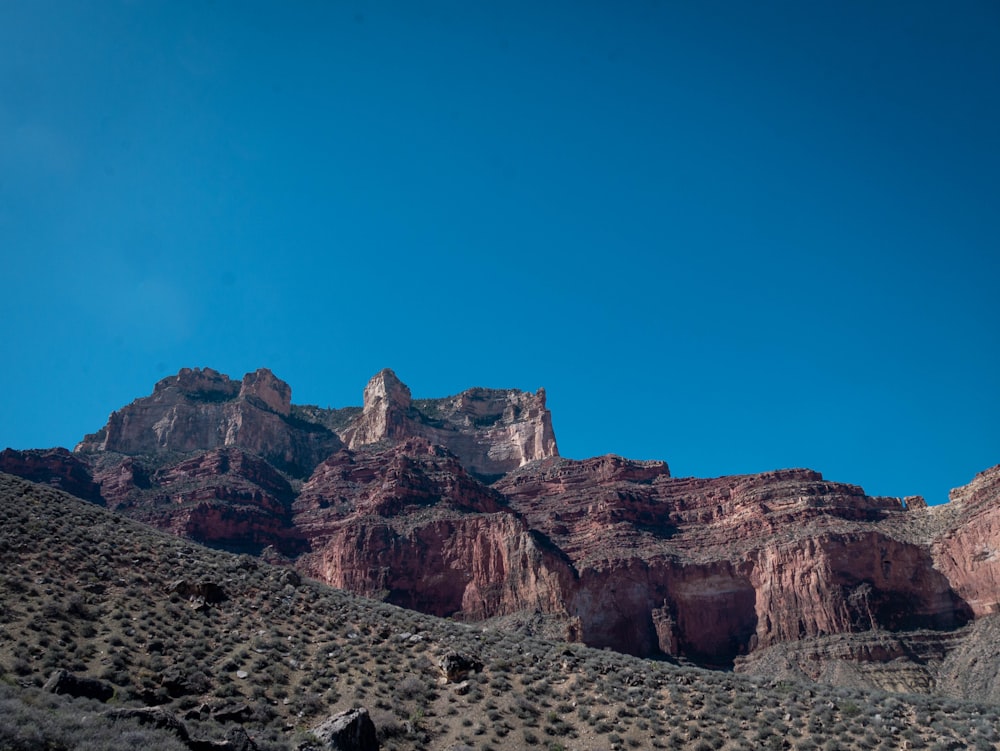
(42, 668, 114, 702)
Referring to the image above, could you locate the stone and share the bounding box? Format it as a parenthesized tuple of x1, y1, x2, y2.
(42, 668, 114, 702)
(311, 707, 379, 751)
(5, 366, 997, 679)
(171, 579, 227, 604)
(438, 651, 483, 683)
(931, 464, 1000, 617)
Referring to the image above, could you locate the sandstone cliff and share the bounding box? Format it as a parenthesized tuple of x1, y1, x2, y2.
(76, 368, 342, 477)
(929, 464, 1000, 617)
(338, 369, 558, 479)
(0, 448, 104, 504)
(495, 457, 968, 664)
(293, 438, 575, 624)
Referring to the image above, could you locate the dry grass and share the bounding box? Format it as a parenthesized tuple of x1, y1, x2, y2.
(2, 472, 999, 750)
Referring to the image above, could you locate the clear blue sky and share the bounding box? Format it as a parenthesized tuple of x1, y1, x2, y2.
(2, 1, 997, 504)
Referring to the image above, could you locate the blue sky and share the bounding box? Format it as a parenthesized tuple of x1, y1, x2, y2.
(1, 1, 997, 504)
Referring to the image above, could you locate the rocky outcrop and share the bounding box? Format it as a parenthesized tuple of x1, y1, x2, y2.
(929, 464, 1000, 617)
(496, 457, 969, 662)
(43, 668, 115, 701)
(294, 439, 574, 620)
(339, 369, 558, 479)
(91, 448, 302, 555)
(76, 368, 341, 477)
(0, 448, 104, 504)
(311, 708, 378, 751)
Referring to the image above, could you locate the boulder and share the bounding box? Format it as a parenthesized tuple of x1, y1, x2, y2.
(42, 668, 114, 702)
(438, 652, 483, 683)
(311, 707, 379, 751)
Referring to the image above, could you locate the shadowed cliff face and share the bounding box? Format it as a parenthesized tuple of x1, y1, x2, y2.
(931, 465, 1000, 617)
(1, 367, 996, 679)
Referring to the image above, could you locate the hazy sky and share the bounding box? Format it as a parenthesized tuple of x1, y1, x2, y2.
(2, 1, 998, 504)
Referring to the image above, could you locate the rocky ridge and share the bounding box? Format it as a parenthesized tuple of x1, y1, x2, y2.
(3, 366, 999, 693)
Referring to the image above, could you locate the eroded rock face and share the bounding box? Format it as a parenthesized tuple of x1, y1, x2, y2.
(0, 448, 104, 504)
(311, 708, 378, 751)
(931, 465, 1000, 617)
(91, 448, 303, 555)
(496, 457, 969, 662)
(76, 368, 340, 477)
(3, 366, 995, 678)
(339, 369, 558, 478)
(294, 439, 574, 620)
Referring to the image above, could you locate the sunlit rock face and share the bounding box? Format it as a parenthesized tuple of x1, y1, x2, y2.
(338, 368, 558, 479)
(76, 367, 341, 477)
(292, 438, 574, 621)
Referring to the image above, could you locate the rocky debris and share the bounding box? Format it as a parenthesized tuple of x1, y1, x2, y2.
(76, 367, 342, 477)
(0, 448, 104, 504)
(309, 707, 379, 751)
(437, 651, 483, 683)
(160, 667, 212, 698)
(42, 668, 114, 702)
(338, 368, 558, 478)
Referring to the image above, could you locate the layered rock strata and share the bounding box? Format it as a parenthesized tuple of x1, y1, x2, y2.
(338, 368, 558, 479)
(294, 438, 574, 623)
(76, 368, 342, 477)
(2, 366, 996, 679)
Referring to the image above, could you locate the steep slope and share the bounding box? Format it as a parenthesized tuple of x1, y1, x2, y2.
(4, 472, 1000, 751)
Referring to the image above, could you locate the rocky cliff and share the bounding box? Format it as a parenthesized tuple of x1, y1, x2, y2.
(929, 464, 1000, 617)
(4, 367, 998, 687)
(75, 368, 342, 477)
(293, 438, 574, 623)
(338, 369, 558, 479)
(494, 457, 968, 665)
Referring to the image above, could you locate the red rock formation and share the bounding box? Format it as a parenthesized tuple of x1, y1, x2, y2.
(76, 368, 341, 477)
(0, 448, 104, 504)
(496, 456, 966, 661)
(293, 439, 574, 620)
(930, 465, 1000, 616)
(4, 366, 994, 674)
(339, 369, 558, 478)
(91, 448, 301, 554)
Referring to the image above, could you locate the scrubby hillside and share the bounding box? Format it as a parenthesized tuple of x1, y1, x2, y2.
(3, 473, 1000, 751)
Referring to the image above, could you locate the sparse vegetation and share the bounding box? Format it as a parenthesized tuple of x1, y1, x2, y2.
(2, 472, 1000, 750)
